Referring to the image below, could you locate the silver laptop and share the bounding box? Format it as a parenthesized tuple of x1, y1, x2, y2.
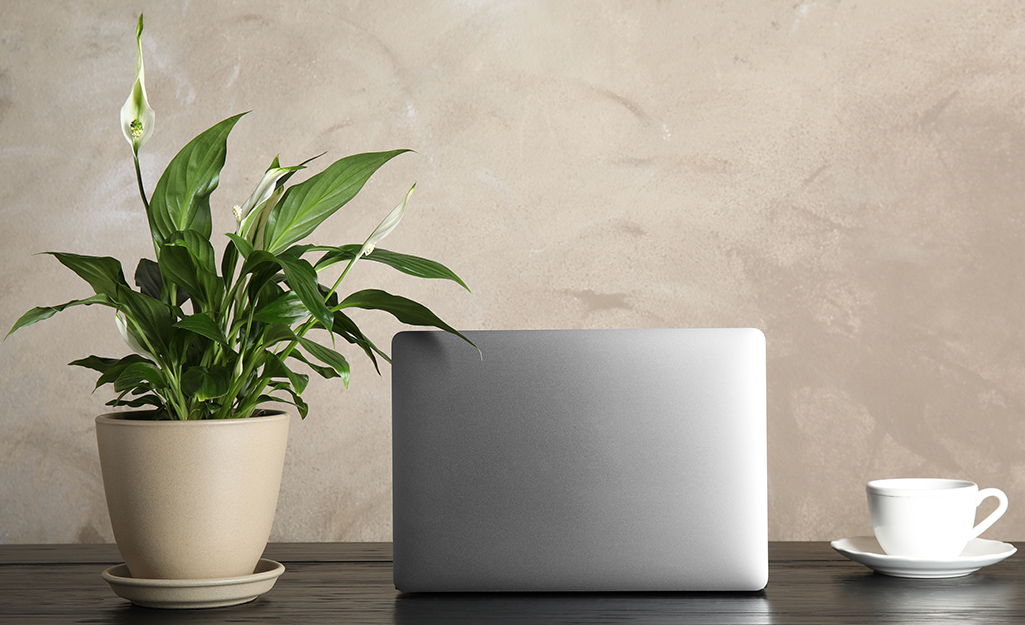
(392, 328, 767, 592)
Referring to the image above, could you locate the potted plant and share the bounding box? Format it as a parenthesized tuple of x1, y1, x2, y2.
(6, 14, 473, 603)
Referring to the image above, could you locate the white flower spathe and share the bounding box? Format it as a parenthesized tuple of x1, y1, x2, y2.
(120, 14, 154, 154)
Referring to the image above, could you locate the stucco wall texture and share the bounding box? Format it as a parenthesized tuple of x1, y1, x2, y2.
(3, 1, 1025, 544)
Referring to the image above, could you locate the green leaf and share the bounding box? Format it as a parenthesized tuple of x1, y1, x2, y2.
(310, 244, 358, 270)
(337, 289, 476, 350)
(114, 361, 167, 393)
(6, 294, 112, 339)
(258, 384, 309, 419)
(221, 236, 241, 284)
(69, 354, 135, 374)
(276, 253, 332, 330)
(78, 354, 155, 389)
(328, 309, 388, 374)
(253, 292, 308, 324)
(115, 286, 175, 356)
(174, 312, 228, 345)
(168, 230, 217, 273)
(368, 249, 470, 291)
(295, 335, 350, 387)
(137, 258, 189, 304)
(239, 249, 278, 277)
(72, 354, 161, 396)
(286, 349, 340, 380)
(147, 113, 246, 249)
(262, 149, 410, 253)
(242, 258, 286, 307)
(313, 246, 470, 291)
(46, 252, 128, 299)
(134, 258, 163, 299)
(225, 233, 254, 260)
(263, 351, 309, 394)
(157, 245, 203, 303)
(181, 365, 231, 401)
(159, 232, 221, 309)
(259, 323, 297, 348)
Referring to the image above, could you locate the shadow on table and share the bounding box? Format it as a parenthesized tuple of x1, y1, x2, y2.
(96, 592, 772, 625)
(99, 597, 280, 625)
(395, 591, 773, 624)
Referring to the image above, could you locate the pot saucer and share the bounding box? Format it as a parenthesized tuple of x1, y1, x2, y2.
(831, 536, 1016, 579)
(101, 558, 285, 608)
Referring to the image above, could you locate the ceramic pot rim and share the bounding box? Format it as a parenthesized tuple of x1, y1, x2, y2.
(96, 410, 289, 427)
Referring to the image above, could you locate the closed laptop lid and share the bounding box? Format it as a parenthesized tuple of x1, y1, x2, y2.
(392, 328, 767, 591)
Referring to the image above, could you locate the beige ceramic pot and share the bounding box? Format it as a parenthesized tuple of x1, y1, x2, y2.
(95, 411, 290, 580)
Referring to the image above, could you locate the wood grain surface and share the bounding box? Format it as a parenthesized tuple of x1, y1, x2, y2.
(0, 542, 1021, 624)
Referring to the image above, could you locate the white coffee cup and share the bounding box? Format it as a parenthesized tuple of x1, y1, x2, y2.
(867, 478, 1008, 559)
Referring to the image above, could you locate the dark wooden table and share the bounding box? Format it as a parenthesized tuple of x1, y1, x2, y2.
(1, 542, 1022, 623)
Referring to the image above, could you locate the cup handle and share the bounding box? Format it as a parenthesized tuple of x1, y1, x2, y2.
(969, 488, 1008, 540)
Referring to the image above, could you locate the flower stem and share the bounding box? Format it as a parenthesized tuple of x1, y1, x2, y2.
(133, 153, 149, 211)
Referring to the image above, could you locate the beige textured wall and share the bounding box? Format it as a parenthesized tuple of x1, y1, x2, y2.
(2, 1, 1025, 544)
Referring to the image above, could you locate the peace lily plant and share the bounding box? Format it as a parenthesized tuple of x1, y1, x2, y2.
(7, 15, 473, 421)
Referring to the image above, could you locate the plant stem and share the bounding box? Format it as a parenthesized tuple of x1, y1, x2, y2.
(133, 153, 149, 211)
(230, 248, 362, 418)
(216, 332, 263, 419)
(327, 253, 359, 303)
(133, 152, 163, 264)
(125, 311, 189, 420)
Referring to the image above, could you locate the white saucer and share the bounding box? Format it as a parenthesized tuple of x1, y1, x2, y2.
(101, 558, 285, 609)
(831, 536, 1016, 579)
